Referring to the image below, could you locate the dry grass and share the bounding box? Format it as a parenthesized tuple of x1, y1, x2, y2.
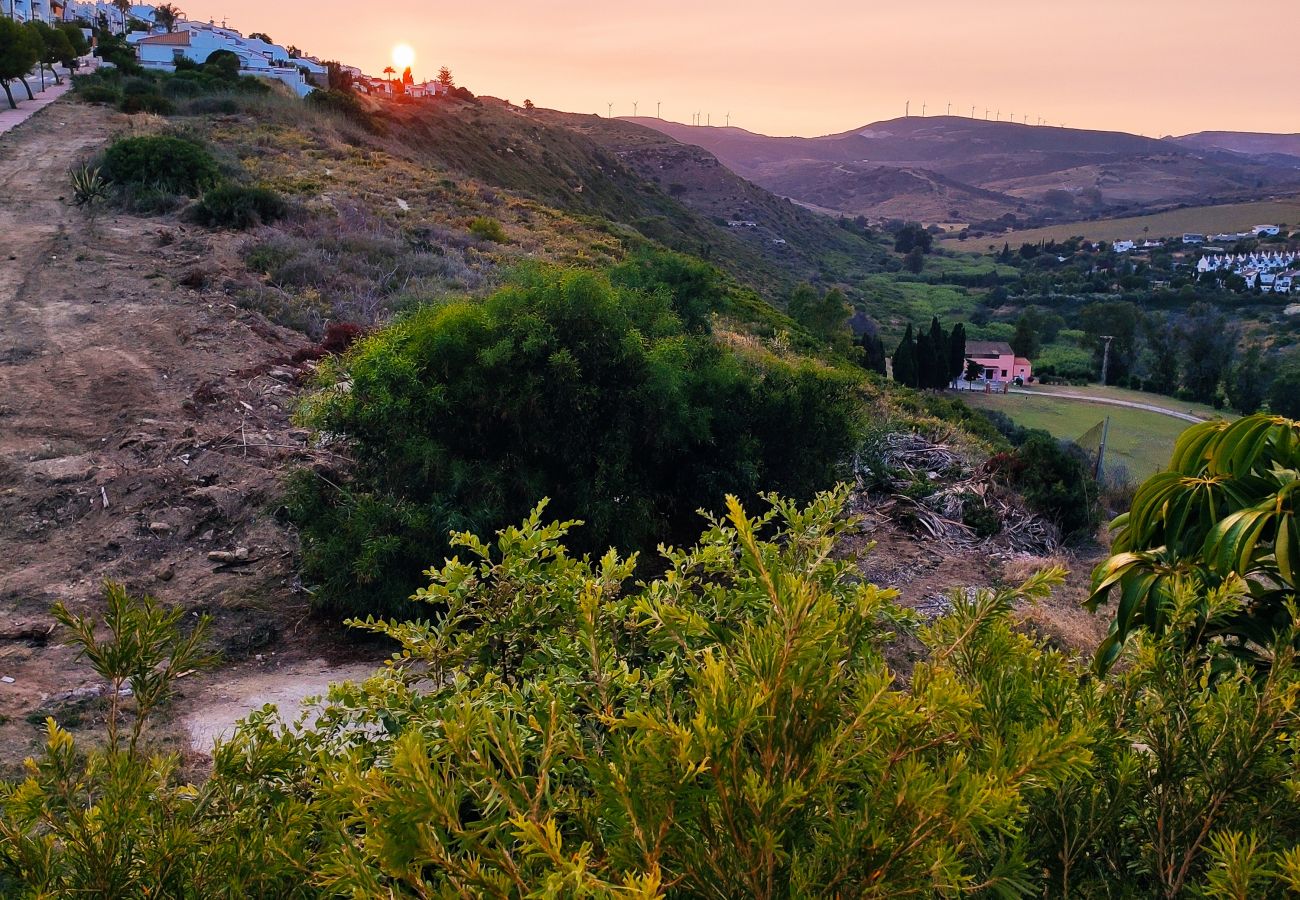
(942, 196, 1300, 249)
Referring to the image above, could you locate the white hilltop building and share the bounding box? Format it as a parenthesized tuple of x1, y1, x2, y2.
(3, 0, 65, 24)
(126, 20, 325, 96)
(57, 1, 156, 31)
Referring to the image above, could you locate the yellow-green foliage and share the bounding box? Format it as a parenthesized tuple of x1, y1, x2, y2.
(7, 493, 1300, 896)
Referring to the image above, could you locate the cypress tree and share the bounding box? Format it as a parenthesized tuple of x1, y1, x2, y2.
(915, 330, 935, 390)
(949, 323, 967, 382)
(892, 324, 917, 388)
(859, 331, 887, 376)
(928, 317, 948, 389)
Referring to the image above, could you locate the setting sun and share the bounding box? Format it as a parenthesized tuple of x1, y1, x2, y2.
(391, 43, 416, 71)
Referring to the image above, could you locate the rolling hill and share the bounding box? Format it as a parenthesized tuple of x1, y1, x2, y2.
(374, 98, 891, 295)
(627, 115, 1300, 227)
(1170, 131, 1300, 163)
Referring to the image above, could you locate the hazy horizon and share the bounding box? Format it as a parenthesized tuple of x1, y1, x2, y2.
(180, 0, 1295, 139)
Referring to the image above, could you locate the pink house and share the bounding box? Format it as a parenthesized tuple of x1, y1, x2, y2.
(966, 341, 1032, 383)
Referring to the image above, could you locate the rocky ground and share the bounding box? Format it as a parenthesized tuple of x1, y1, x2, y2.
(0, 100, 380, 771)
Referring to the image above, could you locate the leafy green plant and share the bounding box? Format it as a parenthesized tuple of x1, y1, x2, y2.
(189, 184, 289, 229)
(51, 581, 217, 755)
(1087, 415, 1300, 670)
(68, 164, 109, 210)
(100, 134, 220, 196)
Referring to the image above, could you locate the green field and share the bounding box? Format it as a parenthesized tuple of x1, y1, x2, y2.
(939, 197, 1300, 250)
(959, 389, 1216, 481)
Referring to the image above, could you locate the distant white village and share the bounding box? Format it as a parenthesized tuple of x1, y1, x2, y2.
(2, 0, 446, 100)
(1108, 224, 1299, 295)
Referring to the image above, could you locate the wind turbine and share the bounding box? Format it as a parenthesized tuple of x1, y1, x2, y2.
(607, 102, 612, 118)
(921, 102, 926, 116)
(947, 101, 951, 116)
(657, 100, 661, 118)
(905, 99, 910, 117)
(725, 111, 730, 127)
(632, 100, 638, 116)
(971, 105, 975, 118)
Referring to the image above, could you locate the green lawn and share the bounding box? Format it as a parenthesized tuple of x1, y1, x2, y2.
(959, 389, 1212, 481)
(1028, 383, 1227, 422)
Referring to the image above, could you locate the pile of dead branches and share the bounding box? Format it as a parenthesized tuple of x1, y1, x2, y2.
(852, 432, 1059, 555)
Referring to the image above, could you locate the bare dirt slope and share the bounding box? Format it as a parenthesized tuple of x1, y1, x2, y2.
(0, 100, 375, 769)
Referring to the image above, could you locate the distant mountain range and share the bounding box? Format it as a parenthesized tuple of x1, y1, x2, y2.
(624, 116, 1300, 229)
(1169, 131, 1300, 162)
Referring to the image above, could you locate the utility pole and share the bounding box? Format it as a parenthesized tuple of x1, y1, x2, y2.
(1100, 335, 1115, 386)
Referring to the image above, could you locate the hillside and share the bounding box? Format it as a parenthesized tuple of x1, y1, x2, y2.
(367, 98, 891, 297)
(0, 80, 1116, 773)
(628, 115, 1300, 227)
(1171, 130, 1300, 161)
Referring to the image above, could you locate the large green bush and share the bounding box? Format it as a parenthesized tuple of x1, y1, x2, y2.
(288, 265, 863, 615)
(189, 184, 288, 229)
(100, 134, 220, 196)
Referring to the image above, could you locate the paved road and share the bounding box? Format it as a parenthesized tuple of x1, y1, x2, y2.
(1007, 388, 1208, 424)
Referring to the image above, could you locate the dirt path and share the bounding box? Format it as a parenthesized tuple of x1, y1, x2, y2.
(1007, 388, 1208, 424)
(0, 98, 379, 769)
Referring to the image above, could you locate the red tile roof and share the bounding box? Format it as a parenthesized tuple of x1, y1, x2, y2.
(137, 32, 191, 45)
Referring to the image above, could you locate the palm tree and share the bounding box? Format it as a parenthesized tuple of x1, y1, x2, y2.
(112, 0, 130, 34)
(151, 2, 180, 32)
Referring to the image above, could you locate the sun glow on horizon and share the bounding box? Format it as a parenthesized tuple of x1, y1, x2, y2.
(391, 43, 416, 71)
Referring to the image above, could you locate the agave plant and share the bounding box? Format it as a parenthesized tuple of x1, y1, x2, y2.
(1087, 414, 1300, 670)
(69, 163, 110, 209)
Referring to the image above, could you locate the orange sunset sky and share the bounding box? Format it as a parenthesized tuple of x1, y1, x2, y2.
(180, 0, 1294, 138)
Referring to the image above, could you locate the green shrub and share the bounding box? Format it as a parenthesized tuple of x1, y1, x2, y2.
(467, 215, 506, 242)
(999, 430, 1099, 537)
(118, 92, 173, 115)
(289, 264, 862, 615)
(76, 83, 120, 104)
(116, 184, 187, 214)
(189, 184, 288, 229)
(183, 95, 240, 115)
(100, 135, 219, 196)
(202, 49, 240, 80)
